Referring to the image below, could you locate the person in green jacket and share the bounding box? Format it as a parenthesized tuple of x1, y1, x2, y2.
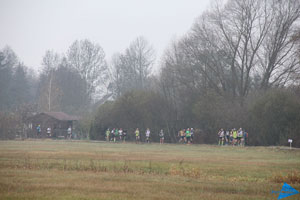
(186, 128, 191, 144)
(114, 128, 119, 142)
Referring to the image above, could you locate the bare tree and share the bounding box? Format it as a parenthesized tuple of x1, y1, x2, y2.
(126, 36, 155, 89)
(109, 53, 123, 98)
(109, 36, 155, 97)
(259, 0, 300, 89)
(164, 0, 300, 105)
(37, 50, 61, 112)
(67, 39, 109, 101)
(159, 42, 187, 119)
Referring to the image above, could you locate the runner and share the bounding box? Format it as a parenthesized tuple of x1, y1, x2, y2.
(159, 129, 164, 144)
(237, 128, 243, 146)
(145, 128, 150, 143)
(111, 128, 115, 142)
(185, 128, 191, 144)
(178, 130, 181, 143)
(178, 129, 186, 143)
(190, 128, 194, 143)
(232, 128, 237, 146)
(36, 124, 41, 138)
(225, 130, 230, 145)
(119, 128, 123, 141)
(123, 129, 127, 142)
(47, 127, 51, 137)
(218, 128, 224, 146)
(135, 128, 140, 144)
(106, 128, 110, 142)
(229, 130, 233, 145)
(67, 126, 72, 139)
(114, 128, 119, 142)
(243, 130, 248, 146)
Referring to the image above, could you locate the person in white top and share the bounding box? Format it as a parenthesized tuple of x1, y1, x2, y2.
(159, 129, 164, 144)
(218, 128, 225, 146)
(145, 128, 150, 143)
(67, 127, 72, 139)
(47, 127, 51, 137)
(237, 128, 243, 146)
(119, 128, 123, 141)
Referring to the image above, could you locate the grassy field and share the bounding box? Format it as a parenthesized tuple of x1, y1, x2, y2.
(0, 140, 300, 200)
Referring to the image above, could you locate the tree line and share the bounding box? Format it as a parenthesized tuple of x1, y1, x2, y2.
(1, 0, 300, 146)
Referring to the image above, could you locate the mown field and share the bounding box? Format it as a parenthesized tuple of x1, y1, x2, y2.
(0, 140, 299, 200)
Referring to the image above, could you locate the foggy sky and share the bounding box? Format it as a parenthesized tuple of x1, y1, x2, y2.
(0, 0, 211, 71)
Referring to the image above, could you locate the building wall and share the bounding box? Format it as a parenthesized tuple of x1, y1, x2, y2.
(27, 113, 73, 138)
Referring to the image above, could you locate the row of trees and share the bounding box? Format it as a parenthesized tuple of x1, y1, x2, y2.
(37, 37, 154, 114)
(0, 39, 110, 115)
(1, 0, 300, 146)
(0, 47, 37, 139)
(0, 37, 155, 138)
(92, 0, 300, 146)
(37, 39, 109, 114)
(0, 47, 35, 111)
(109, 37, 155, 98)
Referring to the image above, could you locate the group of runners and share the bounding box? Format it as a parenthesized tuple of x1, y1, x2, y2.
(177, 128, 194, 144)
(105, 128, 165, 144)
(104, 127, 248, 146)
(218, 128, 248, 146)
(36, 125, 72, 139)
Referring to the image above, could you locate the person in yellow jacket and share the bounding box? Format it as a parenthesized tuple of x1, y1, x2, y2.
(232, 128, 238, 146)
(135, 128, 140, 144)
(178, 129, 186, 143)
(105, 128, 110, 142)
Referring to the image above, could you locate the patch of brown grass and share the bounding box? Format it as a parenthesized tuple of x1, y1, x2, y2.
(168, 165, 202, 178)
(271, 170, 300, 184)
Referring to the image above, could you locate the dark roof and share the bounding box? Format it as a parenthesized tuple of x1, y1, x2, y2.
(42, 112, 80, 121)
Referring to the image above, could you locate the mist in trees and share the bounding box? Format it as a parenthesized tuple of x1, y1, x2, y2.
(0, 47, 36, 111)
(67, 39, 109, 101)
(109, 36, 155, 98)
(37, 50, 62, 112)
(0, 47, 37, 139)
(0, 39, 110, 138)
(37, 39, 110, 114)
(37, 55, 90, 114)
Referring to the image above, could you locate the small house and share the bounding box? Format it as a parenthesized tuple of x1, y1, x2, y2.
(26, 112, 80, 138)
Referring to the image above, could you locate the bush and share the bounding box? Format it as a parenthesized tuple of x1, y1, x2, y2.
(0, 112, 20, 139)
(248, 90, 300, 147)
(91, 90, 175, 142)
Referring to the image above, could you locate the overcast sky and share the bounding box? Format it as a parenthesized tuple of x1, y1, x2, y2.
(0, 0, 211, 71)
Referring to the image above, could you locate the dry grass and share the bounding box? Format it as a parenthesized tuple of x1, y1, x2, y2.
(272, 170, 300, 184)
(0, 140, 300, 200)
